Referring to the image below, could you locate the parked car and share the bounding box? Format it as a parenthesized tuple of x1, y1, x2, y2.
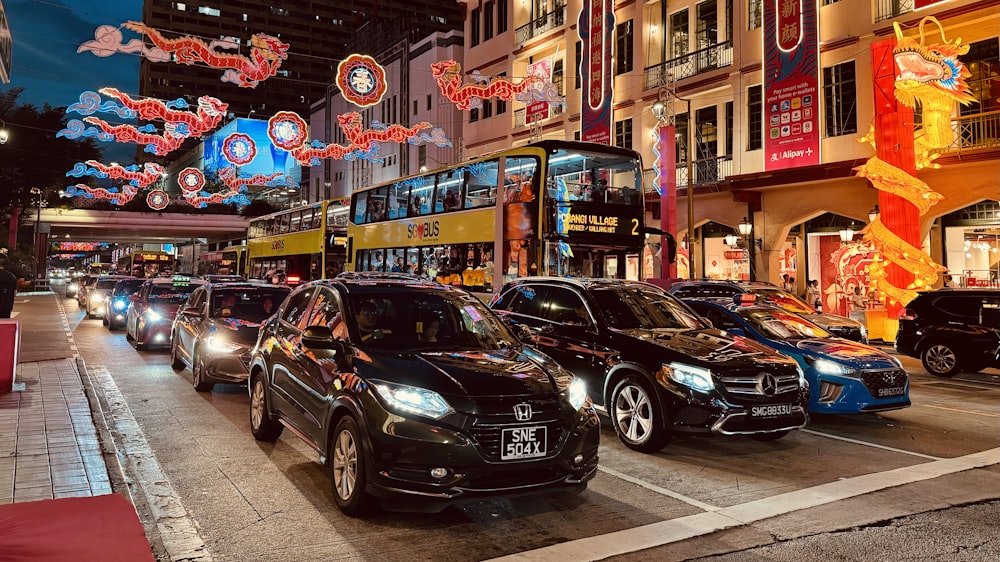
(248, 277, 600, 515)
(489, 277, 810, 453)
(125, 276, 206, 350)
(895, 288, 1000, 377)
(668, 279, 868, 343)
(105, 278, 145, 330)
(170, 282, 290, 391)
(684, 296, 910, 414)
(84, 275, 134, 319)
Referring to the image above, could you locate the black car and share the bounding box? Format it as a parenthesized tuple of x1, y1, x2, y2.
(170, 282, 290, 391)
(105, 278, 145, 330)
(248, 278, 600, 515)
(895, 288, 1000, 377)
(489, 278, 810, 453)
(668, 279, 867, 342)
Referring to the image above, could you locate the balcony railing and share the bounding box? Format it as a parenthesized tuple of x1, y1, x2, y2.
(941, 111, 1000, 154)
(875, 0, 913, 24)
(643, 40, 734, 90)
(515, 3, 567, 44)
(644, 155, 734, 193)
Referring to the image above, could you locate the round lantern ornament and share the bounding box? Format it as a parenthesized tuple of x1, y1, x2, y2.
(267, 111, 309, 151)
(178, 168, 206, 193)
(222, 132, 257, 165)
(147, 190, 169, 210)
(336, 54, 388, 107)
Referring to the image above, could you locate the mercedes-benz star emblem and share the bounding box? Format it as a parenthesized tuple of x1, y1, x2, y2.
(757, 373, 778, 396)
(514, 403, 533, 421)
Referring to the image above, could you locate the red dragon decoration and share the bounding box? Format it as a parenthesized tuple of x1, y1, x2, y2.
(99, 87, 228, 138)
(82, 117, 185, 156)
(431, 60, 537, 110)
(123, 21, 290, 88)
(86, 160, 163, 188)
(267, 110, 431, 166)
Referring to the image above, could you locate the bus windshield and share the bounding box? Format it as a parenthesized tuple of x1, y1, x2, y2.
(545, 147, 643, 204)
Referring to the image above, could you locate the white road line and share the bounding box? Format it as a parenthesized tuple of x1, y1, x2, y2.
(801, 429, 942, 460)
(90, 366, 212, 562)
(487, 448, 1000, 561)
(924, 404, 1000, 418)
(597, 465, 719, 512)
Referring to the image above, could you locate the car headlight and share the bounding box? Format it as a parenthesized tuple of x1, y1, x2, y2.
(206, 336, 242, 354)
(664, 362, 715, 392)
(567, 378, 588, 410)
(146, 309, 163, 322)
(809, 357, 853, 375)
(113, 300, 127, 311)
(91, 294, 104, 303)
(373, 380, 454, 420)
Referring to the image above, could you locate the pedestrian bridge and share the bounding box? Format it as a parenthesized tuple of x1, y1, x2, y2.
(24, 208, 250, 244)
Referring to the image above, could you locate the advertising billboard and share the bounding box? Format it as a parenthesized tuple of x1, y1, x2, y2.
(202, 118, 302, 186)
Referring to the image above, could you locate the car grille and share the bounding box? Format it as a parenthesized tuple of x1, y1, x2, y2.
(468, 395, 566, 462)
(829, 325, 864, 342)
(860, 369, 908, 395)
(717, 367, 802, 398)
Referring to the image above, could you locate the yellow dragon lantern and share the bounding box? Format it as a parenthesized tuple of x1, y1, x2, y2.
(854, 17, 974, 308)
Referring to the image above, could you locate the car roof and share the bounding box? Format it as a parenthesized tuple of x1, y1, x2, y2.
(208, 282, 287, 290)
(670, 278, 781, 290)
(499, 277, 665, 292)
(311, 276, 460, 295)
(144, 276, 205, 285)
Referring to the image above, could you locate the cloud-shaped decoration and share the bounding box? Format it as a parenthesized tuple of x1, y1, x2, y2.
(57, 120, 114, 142)
(341, 145, 384, 164)
(514, 81, 568, 109)
(66, 162, 109, 179)
(136, 124, 158, 133)
(165, 98, 190, 110)
(77, 24, 170, 62)
(408, 127, 453, 148)
(469, 70, 492, 84)
(368, 119, 388, 132)
(66, 91, 137, 119)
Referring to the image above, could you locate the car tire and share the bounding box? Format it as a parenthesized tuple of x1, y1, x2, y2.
(249, 375, 283, 442)
(134, 323, 148, 351)
(192, 350, 214, 392)
(750, 430, 790, 442)
(170, 337, 185, 371)
(330, 416, 373, 516)
(609, 376, 671, 453)
(102, 314, 108, 326)
(921, 343, 962, 378)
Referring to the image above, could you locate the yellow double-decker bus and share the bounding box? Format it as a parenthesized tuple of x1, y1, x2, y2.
(129, 250, 174, 278)
(198, 245, 247, 277)
(246, 198, 350, 284)
(347, 140, 647, 294)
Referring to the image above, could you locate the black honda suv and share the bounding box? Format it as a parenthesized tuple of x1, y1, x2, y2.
(248, 277, 600, 515)
(895, 288, 1000, 377)
(489, 278, 810, 453)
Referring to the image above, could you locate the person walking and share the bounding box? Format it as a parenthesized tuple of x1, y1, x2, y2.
(0, 253, 18, 319)
(804, 280, 821, 310)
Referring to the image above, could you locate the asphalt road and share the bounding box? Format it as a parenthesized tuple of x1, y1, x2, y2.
(50, 279, 1000, 561)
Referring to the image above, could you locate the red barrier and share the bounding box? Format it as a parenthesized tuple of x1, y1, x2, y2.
(0, 319, 20, 393)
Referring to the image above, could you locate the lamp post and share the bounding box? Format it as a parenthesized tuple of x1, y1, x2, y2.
(650, 86, 694, 279)
(29, 187, 44, 288)
(738, 217, 755, 280)
(839, 223, 856, 245)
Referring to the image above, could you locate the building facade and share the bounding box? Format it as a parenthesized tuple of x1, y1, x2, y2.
(457, 0, 998, 295)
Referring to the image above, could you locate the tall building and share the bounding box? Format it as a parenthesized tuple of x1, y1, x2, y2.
(137, 0, 463, 120)
(461, 0, 999, 292)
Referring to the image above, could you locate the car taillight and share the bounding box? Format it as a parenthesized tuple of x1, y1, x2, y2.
(898, 307, 917, 321)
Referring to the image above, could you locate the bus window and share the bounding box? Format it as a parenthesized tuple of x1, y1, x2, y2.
(368, 186, 388, 222)
(464, 159, 499, 209)
(388, 182, 408, 219)
(408, 174, 435, 217)
(503, 157, 538, 203)
(354, 191, 369, 224)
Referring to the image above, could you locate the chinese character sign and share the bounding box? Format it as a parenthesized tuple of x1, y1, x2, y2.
(763, 0, 819, 171)
(579, 0, 615, 144)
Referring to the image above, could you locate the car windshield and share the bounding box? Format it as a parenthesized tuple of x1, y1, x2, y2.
(211, 288, 291, 321)
(149, 284, 200, 304)
(591, 285, 706, 330)
(740, 308, 831, 340)
(113, 280, 144, 296)
(752, 288, 816, 314)
(345, 291, 517, 351)
(96, 279, 121, 290)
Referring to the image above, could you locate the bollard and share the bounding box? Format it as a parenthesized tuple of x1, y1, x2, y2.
(0, 319, 19, 393)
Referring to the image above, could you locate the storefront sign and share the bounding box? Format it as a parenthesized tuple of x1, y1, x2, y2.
(763, 0, 819, 171)
(526, 59, 553, 124)
(578, 0, 614, 144)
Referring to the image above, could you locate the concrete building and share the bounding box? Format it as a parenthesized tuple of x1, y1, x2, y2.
(457, 0, 998, 292)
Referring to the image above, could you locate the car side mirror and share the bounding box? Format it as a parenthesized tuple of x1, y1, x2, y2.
(180, 307, 203, 318)
(512, 323, 533, 341)
(302, 325, 337, 349)
(701, 318, 714, 328)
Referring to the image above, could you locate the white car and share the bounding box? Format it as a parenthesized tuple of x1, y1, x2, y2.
(85, 275, 135, 319)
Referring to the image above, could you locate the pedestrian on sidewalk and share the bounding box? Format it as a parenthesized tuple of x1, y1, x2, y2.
(0, 253, 17, 318)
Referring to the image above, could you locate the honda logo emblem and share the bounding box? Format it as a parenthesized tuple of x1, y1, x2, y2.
(757, 373, 778, 396)
(514, 403, 533, 421)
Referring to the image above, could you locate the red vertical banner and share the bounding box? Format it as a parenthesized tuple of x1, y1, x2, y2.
(0, 320, 19, 393)
(763, 0, 820, 170)
(579, 0, 614, 144)
(656, 124, 677, 279)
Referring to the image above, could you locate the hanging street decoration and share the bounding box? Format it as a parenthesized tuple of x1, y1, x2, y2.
(112, 21, 290, 88)
(431, 60, 537, 110)
(66, 90, 137, 119)
(61, 184, 138, 206)
(178, 168, 207, 192)
(855, 17, 972, 310)
(222, 132, 257, 165)
(175, 166, 292, 209)
(77, 24, 171, 61)
(99, 88, 229, 138)
(61, 161, 165, 206)
(147, 190, 170, 210)
(77, 118, 185, 156)
(336, 54, 388, 107)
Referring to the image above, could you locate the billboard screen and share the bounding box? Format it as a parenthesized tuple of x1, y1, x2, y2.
(202, 118, 302, 186)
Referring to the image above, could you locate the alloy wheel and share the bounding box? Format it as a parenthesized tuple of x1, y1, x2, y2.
(332, 429, 358, 501)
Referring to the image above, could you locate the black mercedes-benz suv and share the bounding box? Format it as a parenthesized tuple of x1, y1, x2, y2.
(895, 288, 1000, 377)
(489, 278, 810, 453)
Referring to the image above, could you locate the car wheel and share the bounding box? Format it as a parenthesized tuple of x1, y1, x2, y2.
(609, 376, 671, 453)
(170, 337, 185, 371)
(192, 350, 214, 392)
(921, 343, 961, 378)
(102, 314, 108, 326)
(330, 416, 373, 516)
(249, 375, 283, 442)
(751, 430, 790, 442)
(134, 323, 148, 351)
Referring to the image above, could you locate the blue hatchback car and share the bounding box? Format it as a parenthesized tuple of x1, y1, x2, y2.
(684, 297, 910, 415)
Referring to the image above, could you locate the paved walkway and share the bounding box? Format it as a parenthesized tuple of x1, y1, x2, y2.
(0, 292, 117, 504)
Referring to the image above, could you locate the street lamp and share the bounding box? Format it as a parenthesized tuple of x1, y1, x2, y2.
(0, 118, 8, 144)
(30, 187, 44, 288)
(839, 223, 856, 244)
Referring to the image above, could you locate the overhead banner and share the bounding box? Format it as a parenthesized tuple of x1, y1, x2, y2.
(579, 0, 614, 144)
(525, 58, 553, 124)
(763, 0, 819, 171)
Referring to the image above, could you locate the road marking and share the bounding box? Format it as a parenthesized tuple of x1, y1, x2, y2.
(89, 366, 212, 562)
(9, 311, 18, 318)
(801, 429, 942, 460)
(924, 404, 1000, 418)
(598, 465, 719, 512)
(488, 448, 1000, 561)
